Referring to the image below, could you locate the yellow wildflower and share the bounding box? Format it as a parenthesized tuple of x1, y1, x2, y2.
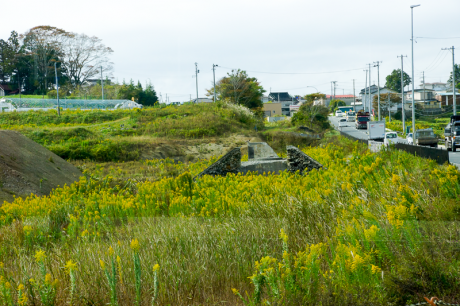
(152, 264, 160, 272)
(371, 264, 382, 274)
(64, 260, 77, 274)
(34, 249, 46, 263)
(130, 238, 140, 252)
(99, 260, 106, 270)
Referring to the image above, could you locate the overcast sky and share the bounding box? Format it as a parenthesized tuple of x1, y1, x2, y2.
(3, 0, 460, 102)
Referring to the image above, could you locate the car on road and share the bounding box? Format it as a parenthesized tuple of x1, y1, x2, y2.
(335, 110, 344, 117)
(346, 111, 356, 122)
(415, 129, 438, 148)
(384, 132, 399, 147)
(338, 118, 348, 128)
(406, 133, 413, 145)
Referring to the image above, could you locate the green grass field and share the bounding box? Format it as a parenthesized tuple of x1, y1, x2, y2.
(0, 105, 459, 305)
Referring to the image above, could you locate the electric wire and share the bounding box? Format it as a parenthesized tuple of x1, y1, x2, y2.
(217, 66, 366, 75)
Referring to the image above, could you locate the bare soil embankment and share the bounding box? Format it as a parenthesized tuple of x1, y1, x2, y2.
(0, 130, 82, 204)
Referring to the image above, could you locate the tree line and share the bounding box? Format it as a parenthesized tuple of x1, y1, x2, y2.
(0, 26, 158, 105)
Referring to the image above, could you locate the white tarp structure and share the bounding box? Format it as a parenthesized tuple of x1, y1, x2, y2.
(0, 98, 16, 112)
(114, 101, 143, 109)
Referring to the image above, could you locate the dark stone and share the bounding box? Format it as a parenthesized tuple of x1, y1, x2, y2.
(286, 145, 324, 175)
(194, 147, 241, 179)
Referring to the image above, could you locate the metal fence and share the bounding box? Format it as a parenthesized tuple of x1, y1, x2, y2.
(395, 142, 449, 165)
(2, 98, 129, 110)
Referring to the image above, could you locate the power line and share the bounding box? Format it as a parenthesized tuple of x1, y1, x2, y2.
(217, 66, 366, 75)
(416, 36, 460, 40)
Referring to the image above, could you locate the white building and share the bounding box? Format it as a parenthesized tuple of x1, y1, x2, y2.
(192, 98, 214, 103)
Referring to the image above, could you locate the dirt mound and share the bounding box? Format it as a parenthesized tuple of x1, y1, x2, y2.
(0, 130, 82, 204)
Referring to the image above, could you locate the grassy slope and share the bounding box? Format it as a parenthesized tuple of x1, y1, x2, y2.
(0, 103, 262, 162)
(0, 136, 459, 305)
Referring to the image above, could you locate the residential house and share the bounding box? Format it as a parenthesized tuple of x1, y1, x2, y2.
(268, 92, 295, 116)
(405, 89, 440, 109)
(325, 94, 355, 107)
(263, 102, 282, 117)
(360, 85, 396, 111)
(0, 84, 19, 96)
(421, 82, 449, 91)
(435, 90, 460, 106)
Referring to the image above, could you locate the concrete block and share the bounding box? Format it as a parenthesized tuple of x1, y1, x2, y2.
(248, 142, 279, 160)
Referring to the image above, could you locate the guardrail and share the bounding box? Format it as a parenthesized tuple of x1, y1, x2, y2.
(395, 143, 449, 165)
(339, 131, 368, 145)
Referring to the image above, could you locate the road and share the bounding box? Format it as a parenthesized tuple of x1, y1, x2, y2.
(329, 115, 460, 166)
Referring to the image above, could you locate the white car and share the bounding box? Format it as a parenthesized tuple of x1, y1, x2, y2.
(335, 110, 343, 117)
(406, 133, 413, 145)
(338, 118, 348, 128)
(384, 132, 399, 146)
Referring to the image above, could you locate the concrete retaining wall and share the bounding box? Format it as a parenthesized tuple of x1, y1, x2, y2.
(395, 143, 449, 165)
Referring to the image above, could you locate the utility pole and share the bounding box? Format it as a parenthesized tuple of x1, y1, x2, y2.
(101, 66, 104, 101)
(332, 81, 337, 101)
(195, 62, 199, 103)
(368, 63, 372, 115)
(411, 4, 420, 139)
(374, 61, 382, 120)
(398, 55, 407, 134)
(166, 93, 168, 104)
(213, 64, 218, 102)
(364, 70, 368, 111)
(423, 71, 425, 108)
(54, 62, 60, 116)
(353, 79, 356, 112)
(442, 46, 456, 114)
(388, 93, 391, 123)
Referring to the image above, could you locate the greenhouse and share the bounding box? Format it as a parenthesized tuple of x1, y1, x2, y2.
(0, 98, 140, 111)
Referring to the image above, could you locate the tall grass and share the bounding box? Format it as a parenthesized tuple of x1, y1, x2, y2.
(0, 137, 459, 304)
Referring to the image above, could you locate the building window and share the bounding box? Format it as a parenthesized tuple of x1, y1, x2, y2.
(273, 110, 275, 113)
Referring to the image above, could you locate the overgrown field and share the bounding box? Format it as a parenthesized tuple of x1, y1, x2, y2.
(0, 103, 261, 162)
(1, 136, 459, 305)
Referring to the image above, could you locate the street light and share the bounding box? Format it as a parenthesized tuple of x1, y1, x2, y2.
(411, 4, 420, 140)
(306, 86, 318, 92)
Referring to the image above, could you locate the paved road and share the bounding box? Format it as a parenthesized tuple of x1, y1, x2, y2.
(329, 115, 460, 166)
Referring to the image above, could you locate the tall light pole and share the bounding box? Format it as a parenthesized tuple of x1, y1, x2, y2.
(411, 4, 420, 138)
(398, 55, 408, 133)
(374, 61, 382, 120)
(442, 46, 456, 115)
(213, 64, 218, 102)
(195, 62, 199, 103)
(54, 62, 60, 116)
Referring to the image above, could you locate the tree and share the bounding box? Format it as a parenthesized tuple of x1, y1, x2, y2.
(303, 93, 326, 106)
(21, 26, 72, 95)
(0, 31, 20, 84)
(60, 33, 113, 88)
(372, 93, 401, 118)
(291, 104, 330, 130)
(206, 69, 265, 109)
(329, 99, 346, 112)
(385, 69, 411, 92)
(447, 64, 460, 88)
(117, 80, 158, 106)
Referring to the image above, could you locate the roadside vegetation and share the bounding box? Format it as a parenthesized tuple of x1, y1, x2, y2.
(0, 102, 262, 162)
(0, 136, 459, 305)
